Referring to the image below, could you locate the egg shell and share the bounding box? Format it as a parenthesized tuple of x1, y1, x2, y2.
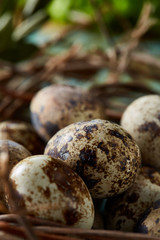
(0, 139, 31, 170)
(0, 139, 31, 212)
(121, 94, 160, 169)
(105, 167, 160, 232)
(0, 121, 45, 155)
(30, 84, 105, 142)
(136, 199, 160, 237)
(44, 119, 141, 199)
(9, 155, 94, 229)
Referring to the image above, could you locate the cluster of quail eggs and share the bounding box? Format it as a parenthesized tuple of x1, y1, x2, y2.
(1, 84, 160, 235)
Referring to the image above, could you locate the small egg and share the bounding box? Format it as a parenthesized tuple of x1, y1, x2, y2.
(0, 140, 31, 212)
(9, 155, 94, 229)
(44, 119, 141, 199)
(0, 121, 45, 154)
(105, 167, 160, 232)
(121, 94, 160, 169)
(30, 84, 105, 142)
(136, 199, 160, 237)
(0, 140, 31, 170)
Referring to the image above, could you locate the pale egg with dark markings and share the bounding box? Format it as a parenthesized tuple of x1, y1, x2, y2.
(30, 84, 105, 142)
(9, 155, 94, 229)
(0, 140, 31, 170)
(0, 121, 45, 154)
(105, 167, 160, 232)
(121, 94, 160, 169)
(44, 119, 141, 199)
(0, 140, 31, 211)
(136, 199, 160, 237)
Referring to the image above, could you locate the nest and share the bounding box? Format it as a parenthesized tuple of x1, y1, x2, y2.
(0, 2, 160, 240)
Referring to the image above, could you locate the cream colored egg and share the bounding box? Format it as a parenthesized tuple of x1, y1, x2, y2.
(30, 84, 105, 142)
(0, 121, 45, 154)
(121, 94, 160, 169)
(105, 167, 160, 232)
(0, 139, 31, 170)
(44, 119, 141, 199)
(136, 199, 160, 237)
(9, 155, 94, 229)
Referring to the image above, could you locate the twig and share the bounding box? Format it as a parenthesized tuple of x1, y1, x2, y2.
(106, 2, 157, 83)
(0, 221, 81, 240)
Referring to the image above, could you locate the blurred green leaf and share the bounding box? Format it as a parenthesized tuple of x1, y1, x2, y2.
(47, 0, 71, 21)
(12, 9, 46, 41)
(23, 0, 40, 16)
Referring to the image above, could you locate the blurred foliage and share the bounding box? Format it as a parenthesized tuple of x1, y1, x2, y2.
(0, 0, 160, 62)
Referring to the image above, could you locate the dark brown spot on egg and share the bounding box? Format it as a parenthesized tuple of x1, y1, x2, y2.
(69, 99, 77, 107)
(63, 207, 81, 225)
(45, 122, 60, 138)
(138, 121, 160, 139)
(156, 218, 160, 224)
(26, 196, 32, 202)
(76, 133, 84, 139)
(43, 187, 51, 198)
(119, 158, 127, 171)
(143, 167, 160, 185)
(79, 148, 97, 167)
(83, 124, 98, 139)
(97, 142, 109, 155)
(153, 199, 160, 209)
(84, 177, 100, 190)
(42, 159, 88, 205)
(109, 130, 128, 147)
(107, 141, 118, 148)
(127, 193, 139, 203)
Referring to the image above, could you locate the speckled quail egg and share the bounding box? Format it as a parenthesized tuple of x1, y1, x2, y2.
(0, 140, 31, 170)
(44, 119, 141, 199)
(0, 121, 45, 154)
(0, 140, 31, 212)
(30, 84, 105, 142)
(9, 155, 94, 229)
(136, 199, 160, 237)
(121, 94, 160, 169)
(105, 167, 160, 232)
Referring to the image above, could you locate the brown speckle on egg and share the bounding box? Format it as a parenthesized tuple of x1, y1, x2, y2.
(44, 119, 141, 199)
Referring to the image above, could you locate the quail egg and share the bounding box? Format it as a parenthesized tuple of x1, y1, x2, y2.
(9, 155, 94, 229)
(136, 199, 160, 237)
(121, 94, 160, 169)
(105, 167, 160, 232)
(0, 140, 31, 170)
(0, 121, 45, 154)
(44, 119, 141, 199)
(0, 140, 31, 212)
(30, 84, 105, 142)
